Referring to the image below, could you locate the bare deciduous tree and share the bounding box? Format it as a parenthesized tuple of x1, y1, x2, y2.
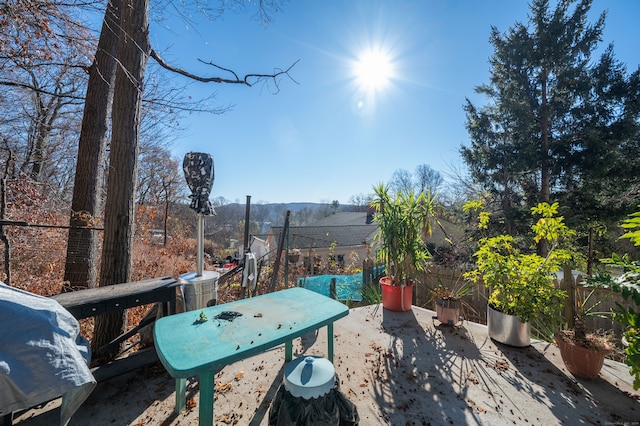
(89, 1, 297, 356)
(415, 164, 443, 195)
(64, 0, 121, 293)
(0, 1, 93, 197)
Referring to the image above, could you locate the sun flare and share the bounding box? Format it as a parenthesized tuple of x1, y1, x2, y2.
(354, 49, 393, 92)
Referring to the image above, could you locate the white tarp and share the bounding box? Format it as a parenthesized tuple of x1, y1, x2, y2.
(0, 282, 96, 425)
(249, 236, 270, 263)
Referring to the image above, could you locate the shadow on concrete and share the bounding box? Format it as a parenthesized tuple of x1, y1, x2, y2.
(372, 308, 490, 424)
(496, 339, 640, 423)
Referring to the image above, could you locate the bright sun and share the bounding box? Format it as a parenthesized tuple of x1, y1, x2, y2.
(354, 49, 393, 92)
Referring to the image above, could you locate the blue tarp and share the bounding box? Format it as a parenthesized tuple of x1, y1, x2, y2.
(297, 273, 363, 302)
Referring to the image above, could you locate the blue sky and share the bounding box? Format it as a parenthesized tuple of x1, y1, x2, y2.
(149, 1, 640, 205)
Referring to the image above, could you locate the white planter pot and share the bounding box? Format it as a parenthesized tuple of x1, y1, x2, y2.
(487, 304, 530, 347)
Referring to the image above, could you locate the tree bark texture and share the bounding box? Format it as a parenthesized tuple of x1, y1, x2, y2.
(92, 0, 150, 357)
(64, 0, 121, 291)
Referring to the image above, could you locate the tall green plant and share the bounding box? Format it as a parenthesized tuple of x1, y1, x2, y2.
(464, 202, 573, 331)
(371, 183, 436, 286)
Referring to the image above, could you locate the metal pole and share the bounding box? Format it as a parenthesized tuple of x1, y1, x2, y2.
(284, 224, 289, 288)
(196, 213, 204, 276)
(243, 195, 251, 255)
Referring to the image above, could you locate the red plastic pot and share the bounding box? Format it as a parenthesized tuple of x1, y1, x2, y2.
(380, 277, 414, 312)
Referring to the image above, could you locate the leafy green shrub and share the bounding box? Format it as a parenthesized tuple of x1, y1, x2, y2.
(589, 206, 640, 389)
(464, 202, 573, 333)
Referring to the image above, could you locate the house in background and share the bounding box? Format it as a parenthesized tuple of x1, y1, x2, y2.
(266, 210, 465, 274)
(266, 212, 377, 273)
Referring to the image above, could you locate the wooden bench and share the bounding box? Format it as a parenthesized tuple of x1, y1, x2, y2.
(50, 275, 180, 382)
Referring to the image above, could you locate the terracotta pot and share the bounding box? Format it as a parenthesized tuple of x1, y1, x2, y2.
(380, 277, 414, 312)
(487, 304, 530, 347)
(435, 298, 460, 326)
(555, 334, 610, 379)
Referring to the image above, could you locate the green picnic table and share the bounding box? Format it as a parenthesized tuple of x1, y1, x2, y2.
(153, 287, 349, 426)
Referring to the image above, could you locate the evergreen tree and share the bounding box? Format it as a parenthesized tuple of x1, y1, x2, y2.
(461, 0, 640, 255)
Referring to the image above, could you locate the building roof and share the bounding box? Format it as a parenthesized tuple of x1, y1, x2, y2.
(267, 211, 463, 251)
(310, 212, 373, 226)
(269, 224, 378, 250)
(268, 213, 376, 250)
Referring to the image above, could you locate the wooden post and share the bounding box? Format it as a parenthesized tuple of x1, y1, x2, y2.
(362, 257, 374, 286)
(284, 218, 289, 289)
(561, 265, 575, 329)
(270, 210, 290, 293)
(330, 277, 337, 300)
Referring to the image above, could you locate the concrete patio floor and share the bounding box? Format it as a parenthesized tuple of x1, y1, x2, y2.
(14, 304, 640, 425)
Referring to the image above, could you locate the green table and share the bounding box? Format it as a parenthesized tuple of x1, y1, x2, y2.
(153, 287, 349, 426)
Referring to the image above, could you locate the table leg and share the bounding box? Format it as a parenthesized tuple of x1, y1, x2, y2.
(175, 378, 186, 414)
(285, 340, 293, 361)
(169, 288, 177, 314)
(327, 322, 334, 362)
(198, 371, 215, 426)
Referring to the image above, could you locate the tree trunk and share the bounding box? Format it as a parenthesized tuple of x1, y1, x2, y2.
(92, 0, 150, 357)
(63, 0, 121, 291)
(501, 133, 512, 235)
(538, 65, 550, 256)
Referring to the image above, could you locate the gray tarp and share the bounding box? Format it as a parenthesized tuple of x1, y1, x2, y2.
(268, 377, 359, 425)
(0, 282, 96, 425)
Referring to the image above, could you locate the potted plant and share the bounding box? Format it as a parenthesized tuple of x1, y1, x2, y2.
(555, 282, 614, 379)
(428, 273, 477, 326)
(588, 206, 640, 389)
(464, 201, 571, 346)
(288, 248, 301, 264)
(370, 183, 436, 312)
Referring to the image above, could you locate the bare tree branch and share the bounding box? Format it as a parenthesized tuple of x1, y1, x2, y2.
(0, 80, 86, 102)
(150, 48, 299, 89)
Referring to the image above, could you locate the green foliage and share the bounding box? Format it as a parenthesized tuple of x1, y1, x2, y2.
(589, 206, 640, 389)
(371, 183, 436, 286)
(361, 282, 382, 306)
(461, 0, 640, 242)
(430, 272, 476, 301)
(621, 210, 640, 246)
(463, 199, 490, 230)
(464, 202, 571, 329)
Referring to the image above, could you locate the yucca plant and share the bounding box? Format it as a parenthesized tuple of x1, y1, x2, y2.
(370, 183, 436, 286)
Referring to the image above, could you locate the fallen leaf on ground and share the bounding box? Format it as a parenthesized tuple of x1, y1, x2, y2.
(215, 381, 233, 393)
(186, 397, 197, 409)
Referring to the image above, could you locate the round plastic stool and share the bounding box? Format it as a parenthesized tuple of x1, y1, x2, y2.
(283, 356, 335, 399)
